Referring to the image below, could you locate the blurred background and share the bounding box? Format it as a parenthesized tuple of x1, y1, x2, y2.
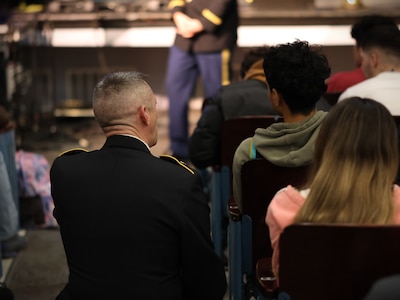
(0, 1, 400, 299)
(0, 0, 400, 161)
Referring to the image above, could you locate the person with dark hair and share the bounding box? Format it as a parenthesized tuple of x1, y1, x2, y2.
(165, 0, 239, 160)
(188, 46, 275, 169)
(238, 46, 270, 79)
(233, 40, 331, 210)
(266, 97, 400, 279)
(50, 71, 227, 300)
(350, 14, 398, 48)
(338, 24, 400, 114)
(325, 14, 398, 104)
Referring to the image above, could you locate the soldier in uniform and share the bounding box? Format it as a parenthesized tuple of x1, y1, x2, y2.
(165, 0, 239, 160)
(50, 71, 226, 300)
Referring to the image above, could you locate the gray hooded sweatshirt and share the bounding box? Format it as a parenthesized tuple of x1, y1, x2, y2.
(232, 110, 327, 210)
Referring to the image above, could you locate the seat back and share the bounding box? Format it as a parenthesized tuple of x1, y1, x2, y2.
(219, 115, 282, 171)
(278, 224, 400, 300)
(240, 159, 309, 268)
(210, 115, 281, 257)
(228, 158, 309, 300)
(392, 115, 400, 126)
(323, 92, 341, 106)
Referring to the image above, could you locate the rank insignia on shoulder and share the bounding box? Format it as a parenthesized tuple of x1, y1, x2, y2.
(58, 148, 88, 157)
(160, 154, 195, 175)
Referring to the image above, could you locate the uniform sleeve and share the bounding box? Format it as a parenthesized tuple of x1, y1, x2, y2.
(188, 99, 224, 169)
(180, 173, 227, 299)
(168, 0, 185, 22)
(168, 0, 185, 11)
(199, 0, 236, 32)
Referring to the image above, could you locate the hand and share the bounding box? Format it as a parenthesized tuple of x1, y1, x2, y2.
(173, 12, 204, 38)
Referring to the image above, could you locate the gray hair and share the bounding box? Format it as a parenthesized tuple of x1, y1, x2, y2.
(93, 71, 152, 126)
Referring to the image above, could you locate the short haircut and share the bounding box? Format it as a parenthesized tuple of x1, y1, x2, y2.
(358, 25, 400, 58)
(263, 40, 331, 115)
(92, 71, 151, 126)
(351, 14, 398, 45)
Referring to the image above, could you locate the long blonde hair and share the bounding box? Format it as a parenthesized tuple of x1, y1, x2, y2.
(295, 97, 399, 224)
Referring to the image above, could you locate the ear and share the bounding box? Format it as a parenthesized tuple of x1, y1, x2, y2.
(370, 51, 379, 68)
(138, 105, 150, 126)
(271, 88, 282, 107)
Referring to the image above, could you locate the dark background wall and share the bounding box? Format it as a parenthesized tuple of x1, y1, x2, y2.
(15, 45, 355, 109)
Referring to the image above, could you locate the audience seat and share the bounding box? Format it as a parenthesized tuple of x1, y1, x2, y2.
(228, 158, 309, 299)
(269, 224, 400, 300)
(210, 115, 281, 257)
(323, 92, 341, 106)
(19, 195, 45, 228)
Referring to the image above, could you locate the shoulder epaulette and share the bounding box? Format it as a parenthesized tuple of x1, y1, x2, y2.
(58, 148, 88, 157)
(160, 154, 195, 175)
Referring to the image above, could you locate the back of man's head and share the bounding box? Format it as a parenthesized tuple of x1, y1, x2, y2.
(263, 40, 331, 115)
(240, 46, 270, 78)
(358, 25, 400, 59)
(93, 71, 150, 127)
(351, 14, 398, 46)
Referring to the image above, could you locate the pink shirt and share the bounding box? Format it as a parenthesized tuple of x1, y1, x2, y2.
(266, 184, 400, 278)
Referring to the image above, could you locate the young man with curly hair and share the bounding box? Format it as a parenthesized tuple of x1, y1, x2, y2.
(232, 40, 331, 210)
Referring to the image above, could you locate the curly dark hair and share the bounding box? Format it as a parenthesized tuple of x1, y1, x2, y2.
(351, 14, 398, 45)
(263, 40, 331, 115)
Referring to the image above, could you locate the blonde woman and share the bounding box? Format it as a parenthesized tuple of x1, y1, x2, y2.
(266, 97, 400, 278)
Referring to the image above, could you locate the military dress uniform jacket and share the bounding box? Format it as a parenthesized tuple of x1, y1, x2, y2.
(169, 0, 239, 52)
(50, 135, 226, 300)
